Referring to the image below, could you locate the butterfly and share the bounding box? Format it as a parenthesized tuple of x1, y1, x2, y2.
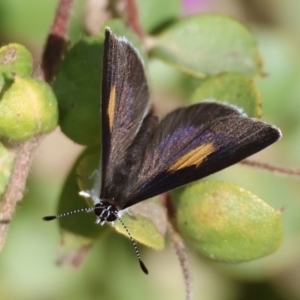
(44, 28, 282, 274)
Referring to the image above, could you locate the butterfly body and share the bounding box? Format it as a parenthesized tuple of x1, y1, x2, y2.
(83, 28, 282, 224)
(44, 28, 281, 274)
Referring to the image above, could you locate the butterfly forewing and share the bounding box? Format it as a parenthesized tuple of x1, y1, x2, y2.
(119, 102, 281, 208)
(44, 28, 281, 275)
(101, 29, 150, 200)
(100, 29, 281, 212)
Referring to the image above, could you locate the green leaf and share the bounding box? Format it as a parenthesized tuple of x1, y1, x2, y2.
(0, 75, 58, 141)
(151, 14, 262, 78)
(76, 146, 101, 195)
(148, 58, 202, 101)
(54, 19, 145, 146)
(189, 72, 262, 118)
(115, 200, 167, 250)
(0, 142, 16, 200)
(57, 145, 106, 239)
(172, 181, 283, 262)
(53, 35, 104, 146)
(135, 0, 181, 33)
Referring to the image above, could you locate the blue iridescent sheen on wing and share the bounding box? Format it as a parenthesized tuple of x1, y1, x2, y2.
(99, 29, 281, 212)
(118, 101, 281, 208)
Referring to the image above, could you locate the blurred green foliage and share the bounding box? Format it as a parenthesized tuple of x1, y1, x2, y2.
(0, 1, 300, 300)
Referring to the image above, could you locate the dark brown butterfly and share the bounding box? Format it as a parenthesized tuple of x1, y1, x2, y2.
(44, 28, 281, 274)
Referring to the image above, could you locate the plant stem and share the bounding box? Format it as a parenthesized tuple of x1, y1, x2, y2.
(168, 222, 193, 300)
(124, 0, 145, 39)
(241, 159, 300, 177)
(41, 0, 74, 83)
(0, 137, 40, 252)
(0, 0, 74, 252)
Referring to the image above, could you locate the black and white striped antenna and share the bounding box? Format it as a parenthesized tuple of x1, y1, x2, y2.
(43, 208, 148, 274)
(116, 216, 148, 274)
(43, 207, 92, 221)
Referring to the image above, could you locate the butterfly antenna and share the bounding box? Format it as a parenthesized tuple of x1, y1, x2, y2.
(117, 216, 149, 275)
(43, 207, 92, 221)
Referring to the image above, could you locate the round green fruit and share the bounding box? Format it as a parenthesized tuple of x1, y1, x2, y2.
(0, 75, 58, 141)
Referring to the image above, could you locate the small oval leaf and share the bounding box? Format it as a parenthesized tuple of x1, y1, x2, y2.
(115, 200, 167, 250)
(172, 181, 283, 262)
(53, 35, 104, 146)
(151, 14, 262, 78)
(188, 72, 262, 118)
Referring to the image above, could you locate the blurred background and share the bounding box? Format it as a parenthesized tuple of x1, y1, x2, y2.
(0, 0, 300, 299)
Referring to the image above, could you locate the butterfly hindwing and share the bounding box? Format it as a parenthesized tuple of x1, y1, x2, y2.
(99, 29, 281, 211)
(119, 101, 281, 208)
(101, 28, 150, 200)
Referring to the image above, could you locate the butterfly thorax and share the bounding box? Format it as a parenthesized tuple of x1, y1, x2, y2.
(94, 201, 118, 224)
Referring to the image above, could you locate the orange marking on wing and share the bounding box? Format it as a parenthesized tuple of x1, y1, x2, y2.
(168, 143, 215, 171)
(108, 85, 116, 131)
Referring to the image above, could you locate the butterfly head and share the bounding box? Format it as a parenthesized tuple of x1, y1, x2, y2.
(94, 201, 118, 224)
(43, 193, 149, 274)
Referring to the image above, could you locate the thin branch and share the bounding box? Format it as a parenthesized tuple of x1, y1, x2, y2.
(124, 0, 145, 39)
(240, 159, 300, 178)
(168, 222, 193, 300)
(161, 192, 193, 299)
(56, 244, 92, 268)
(0, 137, 40, 252)
(41, 0, 74, 83)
